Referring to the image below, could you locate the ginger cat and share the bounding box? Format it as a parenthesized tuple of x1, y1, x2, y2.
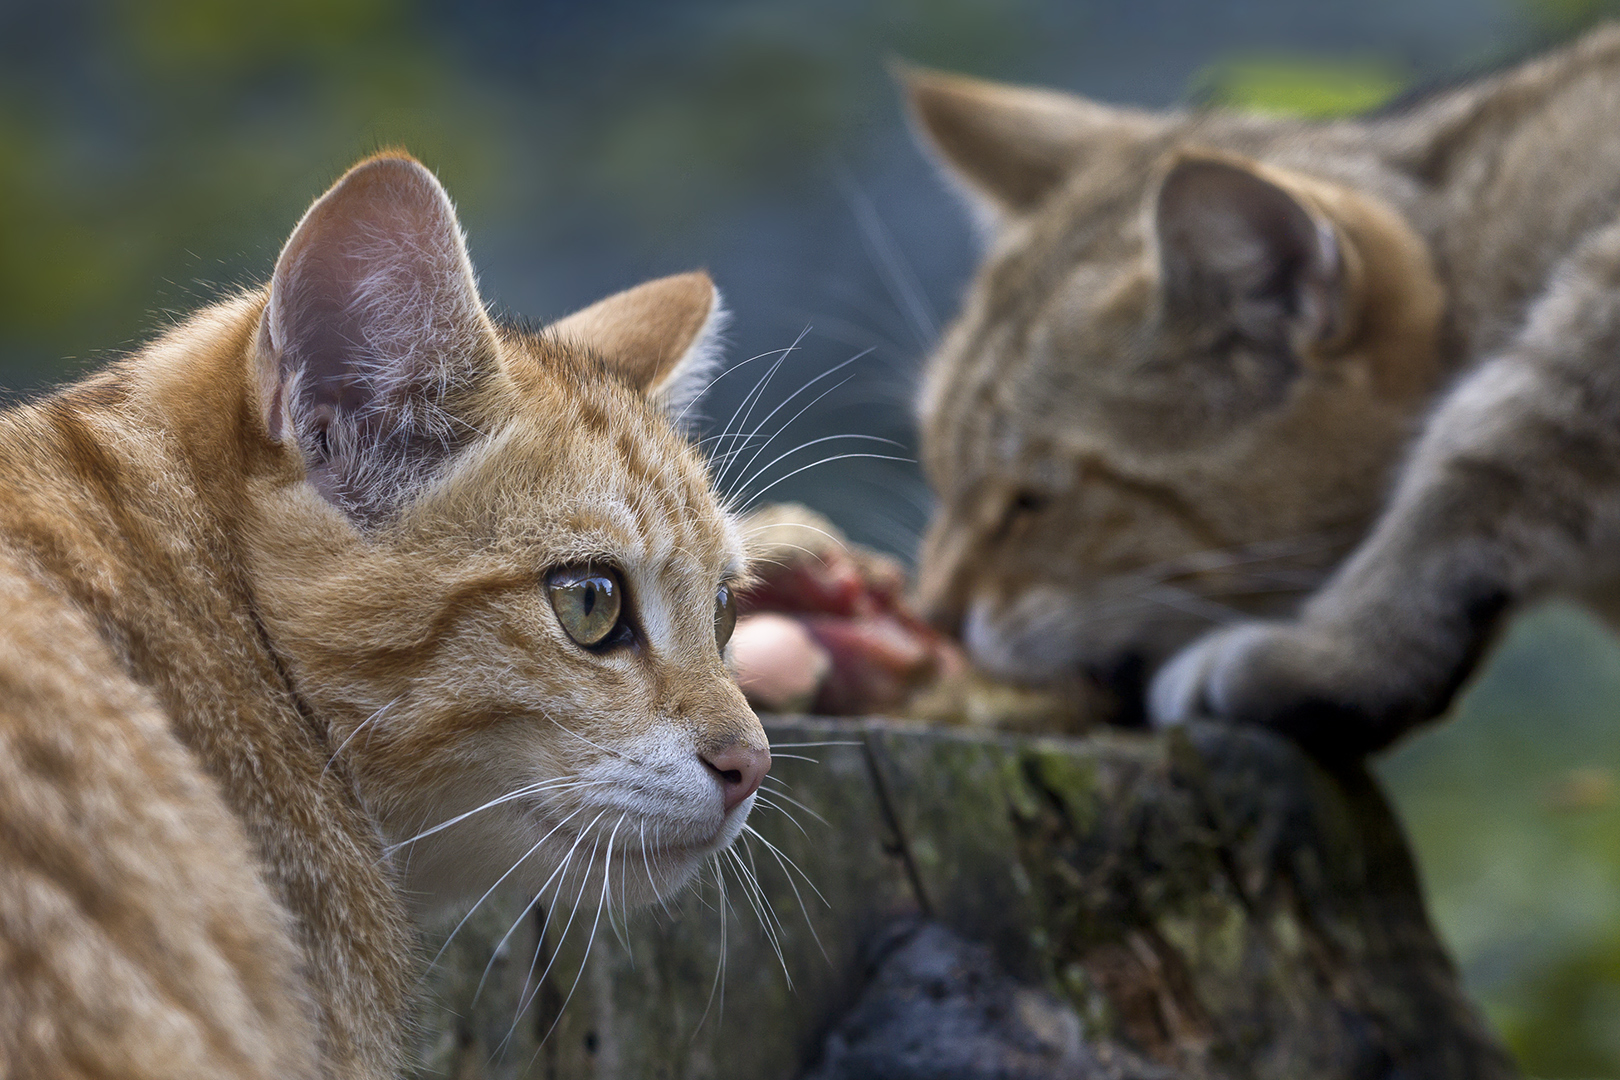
(906, 26, 1620, 748)
(0, 153, 768, 1078)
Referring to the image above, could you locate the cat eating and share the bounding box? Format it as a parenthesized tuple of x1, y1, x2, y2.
(0, 153, 767, 1078)
(903, 27, 1620, 748)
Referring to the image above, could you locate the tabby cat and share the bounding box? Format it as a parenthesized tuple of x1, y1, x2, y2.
(906, 26, 1620, 751)
(0, 153, 768, 1078)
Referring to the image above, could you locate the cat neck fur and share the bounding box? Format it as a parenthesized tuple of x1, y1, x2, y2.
(906, 24, 1620, 708)
(0, 154, 765, 1078)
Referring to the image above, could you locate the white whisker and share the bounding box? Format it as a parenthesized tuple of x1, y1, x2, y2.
(386, 776, 608, 853)
(323, 695, 401, 775)
(752, 794, 814, 842)
(721, 347, 876, 496)
(475, 807, 607, 1005)
(753, 787, 828, 828)
(736, 451, 914, 512)
(671, 340, 804, 431)
(725, 845, 792, 988)
(692, 859, 730, 1038)
(708, 327, 808, 473)
(837, 168, 938, 349)
(721, 374, 858, 499)
(746, 827, 831, 965)
(730, 433, 906, 505)
(427, 803, 590, 971)
(767, 740, 863, 748)
(742, 519, 852, 556)
(742, 823, 830, 909)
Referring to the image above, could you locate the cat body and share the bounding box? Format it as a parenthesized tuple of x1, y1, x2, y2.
(907, 25, 1620, 744)
(0, 155, 768, 1077)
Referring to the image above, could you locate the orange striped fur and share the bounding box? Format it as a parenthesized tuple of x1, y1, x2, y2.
(0, 154, 765, 1078)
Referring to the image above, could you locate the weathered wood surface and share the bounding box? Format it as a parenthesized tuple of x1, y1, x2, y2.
(409, 719, 1516, 1080)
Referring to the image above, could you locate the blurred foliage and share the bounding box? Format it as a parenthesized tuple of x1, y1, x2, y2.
(0, 0, 1036, 384)
(1524, 0, 1620, 38)
(1194, 57, 1406, 116)
(1382, 605, 1620, 1078)
(0, 0, 505, 375)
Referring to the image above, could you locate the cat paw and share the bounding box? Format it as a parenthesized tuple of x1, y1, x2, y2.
(1149, 622, 1411, 759)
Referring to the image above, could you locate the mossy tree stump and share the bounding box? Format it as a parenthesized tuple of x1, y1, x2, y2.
(410, 719, 1515, 1080)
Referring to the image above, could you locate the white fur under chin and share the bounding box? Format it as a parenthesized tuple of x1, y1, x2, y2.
(387, 725, 752, 919)
(962, 589, 1092, 685)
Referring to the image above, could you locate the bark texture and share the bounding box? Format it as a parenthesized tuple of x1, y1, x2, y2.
(410, 719, 1516, 1080)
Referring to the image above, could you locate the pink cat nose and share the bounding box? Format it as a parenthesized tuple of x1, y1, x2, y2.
(701, 744, 770, 813)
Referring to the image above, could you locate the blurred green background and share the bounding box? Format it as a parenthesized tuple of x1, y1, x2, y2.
(4, 0, 1619, 1074)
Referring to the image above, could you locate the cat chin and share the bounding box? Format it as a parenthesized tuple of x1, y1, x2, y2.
(962, 591, 1094, 684)
(392, 795, 754, 919)
(962, 590, 1201, 691)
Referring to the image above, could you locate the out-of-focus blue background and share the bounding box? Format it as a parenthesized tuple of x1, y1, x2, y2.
(4, 0, 1619, 1073)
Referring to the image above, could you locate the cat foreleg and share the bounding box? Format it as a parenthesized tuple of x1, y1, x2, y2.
(1151, 221, 1620, 756)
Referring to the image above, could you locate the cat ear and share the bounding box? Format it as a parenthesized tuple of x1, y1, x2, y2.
(262, 153, 497, 518)
(900, 65, 1160, 232)
(550, 271, 728, 417)
(1154, 155, 1344, 350)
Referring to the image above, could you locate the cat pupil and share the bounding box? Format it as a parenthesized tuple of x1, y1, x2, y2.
(583, 586, 595, 617)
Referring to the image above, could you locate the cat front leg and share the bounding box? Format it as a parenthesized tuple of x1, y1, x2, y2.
(1152, 220, 1620, 756)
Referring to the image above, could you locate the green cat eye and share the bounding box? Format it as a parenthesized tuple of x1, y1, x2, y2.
(714, 583, 737, 649)
(547, 567, 625, 649)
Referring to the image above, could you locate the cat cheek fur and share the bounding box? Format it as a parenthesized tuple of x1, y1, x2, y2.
(905, 66, 1446, 694)
(0, 149, 764, 1076)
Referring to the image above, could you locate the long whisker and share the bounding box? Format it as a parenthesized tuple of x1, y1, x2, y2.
(731, 434, 907, 505)
(752, 787, 828, 828)
(721, 347, 876, 496)
(1133, 583, 1247, 625)
(502, 827, 604, 1058)
(427, 803, 591, 971)
(498, 828, 605, 1064)
(743, 519, 852, 556)
(837, 169, 938, 349)
(692, 859, 730, 1039)
(745, 827, 831, 965)
(323, 695, 401, 775)
(671, 340, 804, 431)
(721, 375, 858, 500)
(725, 845, 792, 988)
(752, 794, 814, 841)
(736, 451, 915, 512)
(533, 815, 622, 1051)
(385, 777, 608, 853)
(766, 741, 863, 749)
(709, 327, 808, 474)
(617, 822, 635, 956)
(474, 807, 608, 1005)
(545, 712, 643, 765)
(742, 823, 830, 909)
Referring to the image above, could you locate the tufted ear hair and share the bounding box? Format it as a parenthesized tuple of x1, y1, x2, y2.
(550, 271, 728, 418)
(899, 64, 1162, 234)
(1154, 154, 1345, 352)
(262, 152, 498, 521)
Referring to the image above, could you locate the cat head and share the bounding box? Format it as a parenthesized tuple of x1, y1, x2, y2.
(240, 153, 764, 910)
(902, 70, 1447, 714)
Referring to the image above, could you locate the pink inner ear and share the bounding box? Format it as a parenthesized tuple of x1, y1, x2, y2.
(267, 155, 489, 431)
(1156, 157, 1339, 340)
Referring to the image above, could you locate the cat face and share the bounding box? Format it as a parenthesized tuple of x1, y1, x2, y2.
(903, 71, 1447, 712)
(239, 155, 766, 911)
